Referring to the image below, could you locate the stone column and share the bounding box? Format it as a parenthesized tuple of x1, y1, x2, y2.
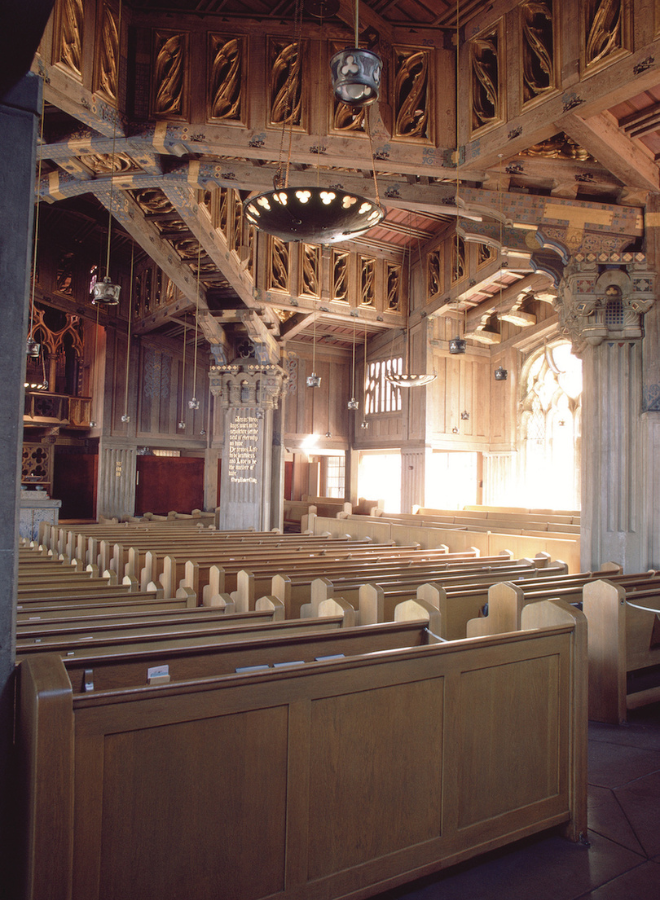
(210, 359, 287, 531)
(0, 73, 40, 892)
(557, 252, 656, 571)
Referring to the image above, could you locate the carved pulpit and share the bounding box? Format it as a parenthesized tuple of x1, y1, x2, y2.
(210, 358, 288, 531)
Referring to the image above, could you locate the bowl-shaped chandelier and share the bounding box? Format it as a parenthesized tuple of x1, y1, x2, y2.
(384, 372, 436, 388)
(244, 188, 383, 244)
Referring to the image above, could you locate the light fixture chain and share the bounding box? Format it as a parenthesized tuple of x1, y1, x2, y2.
(29, 89, 46, 342)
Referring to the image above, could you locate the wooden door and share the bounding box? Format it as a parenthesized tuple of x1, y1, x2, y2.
(135, 456, 204, 515)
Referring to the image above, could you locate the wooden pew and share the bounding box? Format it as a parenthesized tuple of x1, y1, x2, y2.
(17, 598, 587, 900)
(583, 579, 660, 724)
(15, 604, 357, 661)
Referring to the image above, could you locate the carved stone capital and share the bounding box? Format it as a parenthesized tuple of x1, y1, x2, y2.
(208, 357, 288, 409)
(554, 251, 656, 354)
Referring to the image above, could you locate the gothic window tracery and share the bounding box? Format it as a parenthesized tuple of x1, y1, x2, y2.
(519, 341, 582, 509)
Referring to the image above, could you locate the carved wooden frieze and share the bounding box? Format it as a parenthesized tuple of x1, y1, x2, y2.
(230, 192, 242, 254)
(478, 242, 496, 267)
(269, 38, 303, 128)
(387, 263, 402, 311)
(332, 250, 349, 301)
(300, 244, 320, 298)
(582, 0, 628, 74)
(427, 248, 441, 297)
(469, 23, 503, 134)
(84, 152, 135, 175)
(451, 235, 466, 283)
(133, 188, 175, 216)
(521, 0, 555, 106)
(208, 35, 244, 123)
(217, 187, 229, 237)
(95, 2, 120, 102)
(246, 225, 255, 280)
(393, 47, 431, 141)
(153, 31, 187, 118)
(360, 256, 376, 306)
(269, 236, 290, 292)
(55, 0, 85, 77)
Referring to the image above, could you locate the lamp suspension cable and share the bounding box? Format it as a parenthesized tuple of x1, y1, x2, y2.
(121, 241, 135, 423)
(93, 0, 122, 305)
(189, 242, 201, 409)
(494, 152, 508, 381)
(27, 90, 46, 358)
(178, 317, 187, 429)
(449, 0, 466, 357)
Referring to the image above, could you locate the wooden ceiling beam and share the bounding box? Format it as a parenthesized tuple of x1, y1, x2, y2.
(559, 112, 659, 193)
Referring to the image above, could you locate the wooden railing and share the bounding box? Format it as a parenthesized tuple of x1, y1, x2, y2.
(23, 392, 92, 428)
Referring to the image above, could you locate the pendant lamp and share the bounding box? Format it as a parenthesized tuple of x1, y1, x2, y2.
(245, 0, 383, 244)
(330, 0, 382, 108)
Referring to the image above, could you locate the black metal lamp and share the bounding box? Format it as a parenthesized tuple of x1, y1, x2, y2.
(494, 366, 508, 380)
(330, 0, 381, 108)
(244, 188, 383, 244)
(449, 336, 467, 354)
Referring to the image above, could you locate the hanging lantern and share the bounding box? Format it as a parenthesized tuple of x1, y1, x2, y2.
(330, 47, 382, 107)
(306, 372, 322, 388)
(26, 337, 40, 358)
(121, 414, 130, 423)
(92, 276, 121, 306)
(494, 366, 508, 381)
(347, 397, 359, 410)
(449, 336, 467, 354)
(188, 397, 200, 410)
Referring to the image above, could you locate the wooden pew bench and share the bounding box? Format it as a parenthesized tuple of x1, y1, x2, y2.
(583, 579, 660, 723)
(18, 598, 587, 900)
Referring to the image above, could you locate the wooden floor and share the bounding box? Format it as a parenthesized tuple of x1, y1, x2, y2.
(377, 704, 660, 900)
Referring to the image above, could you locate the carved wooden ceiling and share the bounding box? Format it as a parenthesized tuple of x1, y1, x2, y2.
(33, 0, 660, 359)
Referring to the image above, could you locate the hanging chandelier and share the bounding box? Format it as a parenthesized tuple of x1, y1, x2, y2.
(245, 188, 383, 245)
(245, 0, 384, 244)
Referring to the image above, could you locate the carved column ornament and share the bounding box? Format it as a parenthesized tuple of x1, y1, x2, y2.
(209, 360, 288, 410)
(555, 252, 656, 354)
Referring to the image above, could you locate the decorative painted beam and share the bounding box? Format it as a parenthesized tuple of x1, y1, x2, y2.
(33, 58, 125, 138)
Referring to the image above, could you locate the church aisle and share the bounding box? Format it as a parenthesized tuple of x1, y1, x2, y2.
(375, 706, 660, 900)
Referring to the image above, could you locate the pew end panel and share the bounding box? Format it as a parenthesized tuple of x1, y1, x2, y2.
(18, 618, 587, 900)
